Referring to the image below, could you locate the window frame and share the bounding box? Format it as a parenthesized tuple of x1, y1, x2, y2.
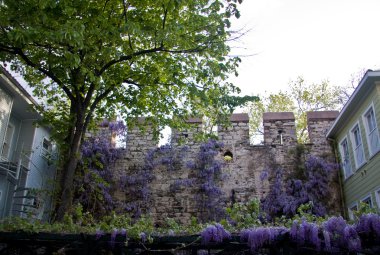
(339, 136, 353, 179)
(360, 194, 373, 208)
(350, 122, 366, 169)
(348, 202, 358, 220)
(375, 187, 380, 209)
(1, 122, 15, 160)
(362, 103, 380, 157)
(40, 137, 52, 159)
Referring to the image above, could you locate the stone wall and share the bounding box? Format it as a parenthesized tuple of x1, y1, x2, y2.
(112, 111, 342, 224)
(307, 111, 339, 158)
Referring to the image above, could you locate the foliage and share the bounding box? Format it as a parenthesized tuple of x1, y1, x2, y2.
(120, 144, 189, 218)
(260, 156, 338, 220)
(240, 213, 380, 253)
(119, 139, 226, 223)
(336, 68, 367, 106)
(0, 0, 246, 219)
(352, 202, 379, 221)
(1, 207, 380, 254)
(186, 139, 226, 222)
(74, 121, 126, 217)
(225, 199, 262, 229)
(248, 76, 343, 143)
(119, 147, 156, 218)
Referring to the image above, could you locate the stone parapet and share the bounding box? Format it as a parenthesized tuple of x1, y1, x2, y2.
(110, 111, 341, 224)
(307, 111, 339, 158)
(263, 112, 297, 146)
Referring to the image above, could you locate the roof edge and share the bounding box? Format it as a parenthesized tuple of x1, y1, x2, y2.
(0, 66, 39, 107)
(326, 69, 380, 138)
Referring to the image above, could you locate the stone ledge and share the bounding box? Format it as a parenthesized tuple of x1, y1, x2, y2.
(263, 112, 295, 121)
(230, 113, 249, 123)
(307, 111, 339, 121)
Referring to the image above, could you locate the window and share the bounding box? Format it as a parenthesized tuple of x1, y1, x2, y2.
(375, 188, 380, 209)
(41, 137, 52, 159)
(1, 123, 14, 160)
(361, 195, 373, 208)
(339, 137, 352, 179)
(363, 106, 380, 156)
(350, 124, 365, 168)
(348, 203, 358, 220)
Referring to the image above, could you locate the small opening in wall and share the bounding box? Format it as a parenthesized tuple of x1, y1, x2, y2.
(250, 123, 264, 145)
(158, 126, 172, 146)
(223, 150, 233, 162)
(278, 129, 283, 145)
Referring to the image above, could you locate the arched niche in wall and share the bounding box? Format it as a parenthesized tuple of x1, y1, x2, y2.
(223, 150, 233, 162)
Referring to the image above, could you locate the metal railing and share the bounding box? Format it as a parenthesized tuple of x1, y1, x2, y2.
(0, 151, 43, 218)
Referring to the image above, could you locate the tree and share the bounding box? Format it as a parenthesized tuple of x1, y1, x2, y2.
(0, 0, 246, 220)
(248, 77, 342, 143)
(336, 68, 367, 106)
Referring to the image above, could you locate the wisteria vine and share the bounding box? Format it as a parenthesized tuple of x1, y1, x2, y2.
(201, 213, 380, 254)
(186, 139, 226, 222)
(74, 120, 126, 216)
(120, 144, 189, 218)
(260, 155, 338, 220)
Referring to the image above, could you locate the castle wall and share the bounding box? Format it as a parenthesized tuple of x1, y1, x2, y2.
(307, 111, 339, 158)
(112, 111, 342, 224)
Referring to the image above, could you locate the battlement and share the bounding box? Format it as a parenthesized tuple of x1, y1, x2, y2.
(125, 111, 339, 149)
(115, 111, 341, 224)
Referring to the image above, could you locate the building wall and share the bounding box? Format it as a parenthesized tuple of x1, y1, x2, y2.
(0, 86, 13, 157)
(113, 111, 342, 224)
(7, 116, 21, 162)
(335, 83, 380, 213)
(15, 120, 35, 168)
(27, 126, 55, 189)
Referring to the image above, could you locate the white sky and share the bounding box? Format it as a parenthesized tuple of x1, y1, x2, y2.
(228, 0, 380, 96)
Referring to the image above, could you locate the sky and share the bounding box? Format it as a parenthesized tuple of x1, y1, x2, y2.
(228, 0, 380, 96)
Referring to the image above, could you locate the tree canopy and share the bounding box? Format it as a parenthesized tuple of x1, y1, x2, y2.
(0, 0, 248, 220)
(248, 77, 343, 143)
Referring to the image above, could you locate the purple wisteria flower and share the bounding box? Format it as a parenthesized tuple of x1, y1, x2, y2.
(140, 232, 147, 243)
(241, 227, 288, 252)
(355, 213, 380, 240)
(109, 228, 118, 248)
(323, 230, 331, 252)
(259, 169, 269, 182)
(290, 220, 321, 250)
(344, 225, 361, 252)
(261, 156, 338, 220)
(201, 223, 231, 245)
(95, 229, 104, 240)
(75, 120, 126, 215)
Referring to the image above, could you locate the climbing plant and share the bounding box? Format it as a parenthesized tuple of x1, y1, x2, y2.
(74, 121, 126, 217)
(260, 156, 338, 220)
(186, 139, 226, 222)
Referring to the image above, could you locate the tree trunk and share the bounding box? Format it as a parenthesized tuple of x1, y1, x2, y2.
(55, 114, 85, 221)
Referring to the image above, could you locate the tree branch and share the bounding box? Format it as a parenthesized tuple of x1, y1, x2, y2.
(12, 47, 75, 102)
(96, 47, 163, 76)
(83, 88, 113, 133)
(123, 79, 143, 88)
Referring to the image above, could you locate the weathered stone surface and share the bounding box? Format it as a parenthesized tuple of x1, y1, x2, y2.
(111, 112, 342, 224)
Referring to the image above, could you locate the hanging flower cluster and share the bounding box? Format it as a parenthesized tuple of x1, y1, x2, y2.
(187, 139, 226, 222)
(200, 223, 231, 245)
(260, 156, 338, 220)
(75, 121, 126, 216)
(120, 144, 189, 218)
(236, 213, 380, 253)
